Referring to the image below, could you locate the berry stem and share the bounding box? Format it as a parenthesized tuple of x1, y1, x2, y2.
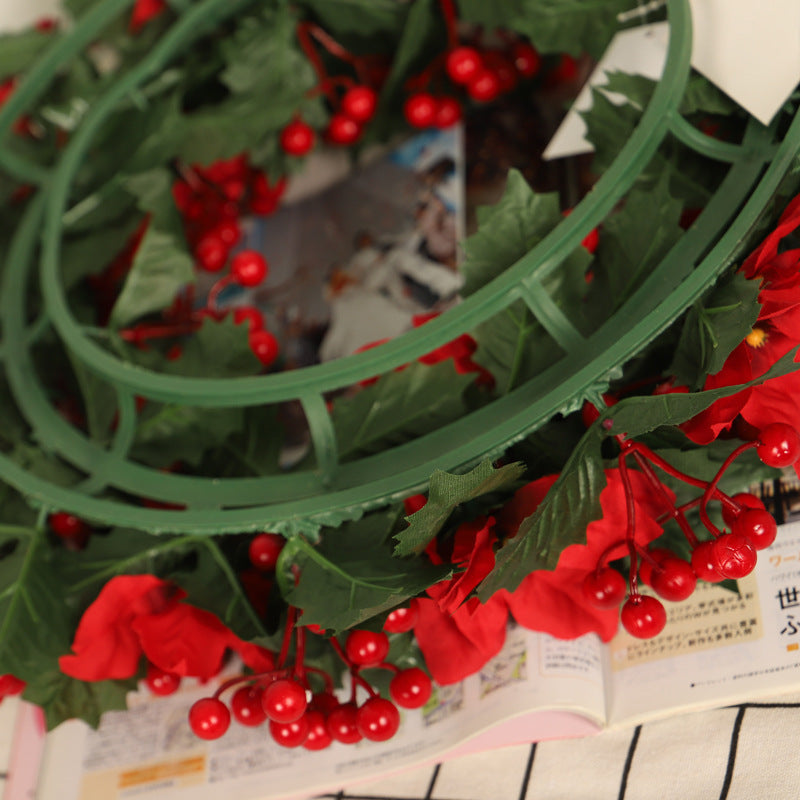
(617, 450, 639, 596)
(304, 666, 335, 694)
(207, 274, 234, 312)
(698, 441, 758, 537)
(293, 624, 307, 682)
(438, 0, 459, 50)
(277, 606, 298, 668)
(118, 320, 200, 344)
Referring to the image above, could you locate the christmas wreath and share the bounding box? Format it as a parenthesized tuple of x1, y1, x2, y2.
(1, 0, 800, 753)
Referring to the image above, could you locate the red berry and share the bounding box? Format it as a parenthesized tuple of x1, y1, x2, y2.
(223, 178, 246, 202)
(189, 698, 230, 740)
(482, 50, 518, 93)
(145, 663, 181, 696)
(327, 703, 363, 744)
(691, 541, 725, 583)
(620, 595, 667, 639)
(310, 692, 339, 716)
(581, 568, 626, 609)
(550, 53, 579, 84)
(638, 548, 673, 587)
(269, 716, 309, 748)
(326, 113, 362, 145)
(651, 557, 697, 602)
(404, 93, 437, 128)
(446, 46, 483, 85)
(512, 42, 541, 77)
(213, 220, 241, 247)
(231, 686, 267, 726)
(195, 234, 229, 272)
(345, 630, 390, 667)
(580, 394, 616, 428)
(262, 678, 307, 723)
(341, 86, 378, 123)
(389, 668, 432, 709)
(303, 710, 333, 750)
(248, 532, 285, 571)
(280, 119, 315, 156)
(434, 96, 462, 129)
(48, 512, 89, 539)
(356, 697, 400, 742)
(384, 604, 418, 633)
(712, 532, 757, 579)
(249, 330, 280, 367)
(0, 675, 25, 697)
(757, 423, 800, 467)
(231, 250, 268, 287)
(732, 509, 777, 550)
(722, 493, 765, 528)
(467, 70, 501, 103)
(233, 306, 264, 332)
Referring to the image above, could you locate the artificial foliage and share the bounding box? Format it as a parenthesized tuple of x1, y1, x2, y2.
(0, 0, 800, 756)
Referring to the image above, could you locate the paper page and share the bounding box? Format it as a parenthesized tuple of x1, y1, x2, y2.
(35, 626, 605, 800)
(607, 520, 800, 727)
(542, 23, 670, 160)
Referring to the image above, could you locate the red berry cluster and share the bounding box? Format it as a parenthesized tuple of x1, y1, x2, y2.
(187, 613, 431, 750)
(580, 419, 800, 640)
(403, 39, 542, 130)
(48, 511, 92, 550)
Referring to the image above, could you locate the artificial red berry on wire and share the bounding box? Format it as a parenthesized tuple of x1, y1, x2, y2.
(327, 702, 363, 744)
(637, 548, 673, 587)
(732, 509, 778, 551)
(482, 50, 518, 93)
(512, 42, 541, 77)
(188, 697, 231, 740)
(249, 329, 280, 367)
(280, 118, 315, 156)
(48, 512, 89, 539)
(356, 697, 400, 742)
(756, 423, 800, 468)
(620, 595, 667, 639)
(581, 567, 627, 609)
(327, 113, 362, 145)
(233, 306, 264, 332)
(231, 686, 268, 726)
(389, 668, 432, 709)
(195, 234, 229, 272)
(341, 86, 378, 123)
(345, 630, 390, 667)
(721, 492, 766, 528)
(466, 70, 501, 103)
(262, 678, 308, 723)
(384, 604, 418, 633)
(145, 663, 181, 696)
(303, 710, 334, 750)
(248, 532, 285, 572)
(712, 532, 757, 579)
(213, 219, 241, 247)
(404, 93, 437, 128)
(231, 250, 268, 287)
(691, 541, 725, 583)
(269, 716, 310, 748)
(650, 557, 697, 602)
(434, 96, 462, 129)
(445, 46, 483, 85)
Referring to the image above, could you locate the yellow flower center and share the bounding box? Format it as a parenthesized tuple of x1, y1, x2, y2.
(745, 327, 768, 348)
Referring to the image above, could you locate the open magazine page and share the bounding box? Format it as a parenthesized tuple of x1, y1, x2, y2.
(35, 626, 605, 800)
(606, 518, 800, 727)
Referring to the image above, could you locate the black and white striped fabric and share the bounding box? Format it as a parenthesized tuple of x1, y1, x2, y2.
(313, 691, 800, 800)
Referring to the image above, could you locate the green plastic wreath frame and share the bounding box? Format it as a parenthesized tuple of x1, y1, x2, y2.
(1, 0, 799, 535)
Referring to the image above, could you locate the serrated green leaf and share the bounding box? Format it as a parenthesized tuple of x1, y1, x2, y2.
(394, 459, 526, 556)
(478, 429, 605, 597)
(331, 360, 475, 459)
(671, 271, 762, 388)
(460, 170, 562, 296)
(282, 513, 452, 632)
(457, 0, 525, 26)
(0, 29, 59, 81)
(511, 0, 629, 58)
(680, 73, 739, 116)
(606, 344, 800, 438)
(297, 0, 408, 45)
(60, 218, 141, 290)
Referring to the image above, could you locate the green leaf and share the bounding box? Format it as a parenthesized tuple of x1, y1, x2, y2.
(591, 173, 684, 306)
(331, 360, 475, 459)
(0, 30, 58, 81)
(671, 271, 762, 388)
(457, 0, 525, 26)
(282, 513, 453, 633)
(108, 223, 194, 328)
(680, 73, 739, 116)
(511, 0, 630, 58)
(66, 352, 118, 443)
(60, 218, 141, 290)
(478, 429, 605, 597)
(460, 170, 562, 296)
(394, 459, 526, 556)
(605, 345, 800, 438)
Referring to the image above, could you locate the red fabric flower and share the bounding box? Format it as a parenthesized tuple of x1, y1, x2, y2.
(130, 0, 167, 33)
(679, 196, 800, 449)
(59, 575, 274, 682)
(0, 674, 26, 698)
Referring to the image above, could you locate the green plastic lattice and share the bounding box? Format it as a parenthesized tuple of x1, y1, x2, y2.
(1, 0, 799, 535)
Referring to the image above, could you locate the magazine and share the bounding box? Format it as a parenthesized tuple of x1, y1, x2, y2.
(14, 517, 800, 800)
